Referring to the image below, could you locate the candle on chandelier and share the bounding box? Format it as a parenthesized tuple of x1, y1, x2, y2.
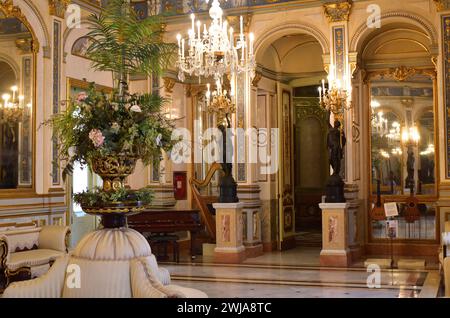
(2, 93, 10, 106)
(318, 87, 322, 103)
(18, 95, 24, 108)
(11, 85, 18, 101)
(176, 34, 181, 55)
(197, 21, 201, 40)
(191, 13, 195, 33)
(240, 16, 243, 38)
(229, 27, 234, 46)
(249, 32, 254, 55)
(322, 79, 326, 93)
(181, 38, 185, 58)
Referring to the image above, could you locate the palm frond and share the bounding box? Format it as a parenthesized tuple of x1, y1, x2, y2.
(85, 0, 176, 79)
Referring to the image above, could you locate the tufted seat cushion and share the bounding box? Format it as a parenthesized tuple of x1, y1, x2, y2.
(8, 249, 65, 271)
(73, 227, 151, 261)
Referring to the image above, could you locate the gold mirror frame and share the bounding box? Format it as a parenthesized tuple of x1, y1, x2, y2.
(0, 0, 39, 198)
(365, 66, 440, 244)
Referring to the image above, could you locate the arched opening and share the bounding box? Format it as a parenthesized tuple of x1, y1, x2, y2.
(256, 32, 328, 249)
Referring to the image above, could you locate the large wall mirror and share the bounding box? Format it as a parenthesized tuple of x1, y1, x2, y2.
(369, 69, 436, 197)
(368, 68, 437, 240)
(0, 9, 36, 191)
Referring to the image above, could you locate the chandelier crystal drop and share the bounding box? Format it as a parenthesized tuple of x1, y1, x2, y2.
(176, 0, 255, 82)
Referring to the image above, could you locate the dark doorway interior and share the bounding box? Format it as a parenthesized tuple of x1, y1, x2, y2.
(293, 85, 329, 246)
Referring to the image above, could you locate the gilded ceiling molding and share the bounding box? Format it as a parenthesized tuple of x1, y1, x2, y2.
(434, 0, 450, 11)
(363, 66, 437, 84)
(49, 0, 71, 19)
(323, 1, 352, 23)
(0, 0, 40, 53)
(163, 77, 176, 94)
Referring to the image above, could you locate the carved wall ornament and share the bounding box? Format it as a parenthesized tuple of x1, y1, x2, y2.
(323, 1, 352, 23)
(392, 66, 416, 81)
(49, 0, 71, 18)
(163, 77, 176, 93)
(364, 66, 436, 83)
(15, 38, 33, 54)
(185, 84, 206, 98)
(252, 72, 262, 87)
(434, 0, 450, 11)
(0, 0, 39, 53)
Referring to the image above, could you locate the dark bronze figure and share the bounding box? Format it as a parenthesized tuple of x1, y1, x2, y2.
(325, 119, 346, 203)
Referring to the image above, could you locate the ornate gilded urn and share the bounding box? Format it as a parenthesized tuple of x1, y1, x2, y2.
(81, 154, 145, 228)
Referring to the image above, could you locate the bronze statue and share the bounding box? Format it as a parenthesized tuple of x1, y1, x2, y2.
(405, 147, 415, 191)
(327, 120, 346, 176)
(325, 119, 346, 203)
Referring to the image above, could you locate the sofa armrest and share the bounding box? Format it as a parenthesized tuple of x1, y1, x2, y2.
(2, 255, 69, 298)
(38, 226, 70, 252)
(445, 257, 450, 298)
(0, 235, 9, 267)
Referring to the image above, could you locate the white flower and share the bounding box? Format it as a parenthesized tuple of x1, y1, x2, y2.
(130, 105, 142, 113)
(111, 102, 119, 111)
(68, 146, 77, 158)
(111, 122, 120, 133)
(156, 133, 162, 146)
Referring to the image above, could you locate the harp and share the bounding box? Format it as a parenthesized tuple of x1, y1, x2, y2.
(189, 162, 222, 241)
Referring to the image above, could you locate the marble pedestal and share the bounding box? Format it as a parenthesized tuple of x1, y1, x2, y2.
(213, 202, 246, 263)
(319, 203, 351, 267)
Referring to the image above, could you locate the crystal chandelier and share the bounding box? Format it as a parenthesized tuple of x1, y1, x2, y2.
(0, 85, 29, 125)
(176, 0, 256, 82)
(318, 67, 352, 122)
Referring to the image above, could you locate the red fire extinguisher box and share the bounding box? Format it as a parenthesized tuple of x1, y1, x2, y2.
(173, 171, 187, 200)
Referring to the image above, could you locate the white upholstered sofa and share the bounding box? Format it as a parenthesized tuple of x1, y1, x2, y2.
(441, 221, 450, 297)
(0, 224, 70, 286)
(2, 227, 206, 298)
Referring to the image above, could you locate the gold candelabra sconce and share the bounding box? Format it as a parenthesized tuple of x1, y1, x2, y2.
(206, 78, 236, 127)
(318, 78, 352, 124)
(0, 85, 31, 142)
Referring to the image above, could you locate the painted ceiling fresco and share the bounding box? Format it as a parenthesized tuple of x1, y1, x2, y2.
(81, 0, 299, 17)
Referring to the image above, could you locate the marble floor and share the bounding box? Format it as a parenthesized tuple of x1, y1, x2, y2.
(161, 246, 442, 298)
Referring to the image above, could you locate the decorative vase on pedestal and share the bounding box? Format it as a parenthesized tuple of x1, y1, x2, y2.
(81, 155, 144, 228)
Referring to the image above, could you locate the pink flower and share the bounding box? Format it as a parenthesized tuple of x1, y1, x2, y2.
(88, 129, 105, 148)
(77, 92, 88, 102)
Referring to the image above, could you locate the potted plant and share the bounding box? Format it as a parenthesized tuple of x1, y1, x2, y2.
(45, 0, 177, 227)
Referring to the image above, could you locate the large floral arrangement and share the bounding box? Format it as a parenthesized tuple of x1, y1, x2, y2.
(44, 0, 177, 211)
(52, 86, 174, 179)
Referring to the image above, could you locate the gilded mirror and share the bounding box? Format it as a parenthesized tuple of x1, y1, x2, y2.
(0, 10, 35, 190)
(369, 70, 436, 197)
(368, 68, 437, 240)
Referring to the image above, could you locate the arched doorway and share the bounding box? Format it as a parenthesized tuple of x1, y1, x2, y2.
(255, 32, 328, 249)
